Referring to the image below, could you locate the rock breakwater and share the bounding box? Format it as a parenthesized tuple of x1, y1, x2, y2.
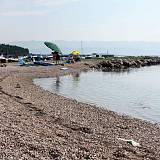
(93, 56, 160, 71)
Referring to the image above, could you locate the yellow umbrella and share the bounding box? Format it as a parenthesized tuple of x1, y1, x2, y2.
(71, 51, 80, 55)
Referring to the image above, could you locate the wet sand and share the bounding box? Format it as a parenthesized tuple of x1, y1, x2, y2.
(0, 63, 160, 159)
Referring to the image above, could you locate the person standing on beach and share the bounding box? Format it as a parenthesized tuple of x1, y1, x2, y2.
(52, 51, 60, 65)
(56, 53, 60, 64)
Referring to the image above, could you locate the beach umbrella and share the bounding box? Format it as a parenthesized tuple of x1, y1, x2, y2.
(44, 42, 62, 54)
(71, 51, 80, 55)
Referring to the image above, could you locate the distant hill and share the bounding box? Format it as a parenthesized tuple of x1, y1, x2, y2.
(10, 41, 83, 55)
(9, 41, 160, 56)
(0, 44, 29, 58)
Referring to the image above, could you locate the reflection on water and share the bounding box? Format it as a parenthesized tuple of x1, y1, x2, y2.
(55, 75, 61, 92)
(72, 72, 80, 87)
(34, 66, 160, 123)
(73, 72, 80, 81)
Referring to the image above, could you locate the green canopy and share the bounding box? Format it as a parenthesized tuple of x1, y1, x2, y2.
(44, 42, 62, 54)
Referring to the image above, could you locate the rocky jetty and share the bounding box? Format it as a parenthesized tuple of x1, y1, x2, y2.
(93, 56, 160, 71)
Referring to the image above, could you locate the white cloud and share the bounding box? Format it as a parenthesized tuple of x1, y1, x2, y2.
(0, 10, 47, 16)
(0, 0, 80, 16)
(33, 0, 80, 6)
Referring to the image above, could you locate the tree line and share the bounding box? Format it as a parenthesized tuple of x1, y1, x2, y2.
(0, 44, 29, 58)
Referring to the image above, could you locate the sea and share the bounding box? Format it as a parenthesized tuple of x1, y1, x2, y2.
(10, 41, 160, 56)
(34, 65, 160, 123)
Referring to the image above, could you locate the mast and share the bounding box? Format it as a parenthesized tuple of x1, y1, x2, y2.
(107, 49, 109, 55)
(81, 41, 83, 54)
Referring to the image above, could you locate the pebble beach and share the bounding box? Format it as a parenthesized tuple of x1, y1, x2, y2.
(0, 62, 160, 160)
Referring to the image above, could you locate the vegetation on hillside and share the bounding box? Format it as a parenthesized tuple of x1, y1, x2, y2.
(0, 44, 29, 58)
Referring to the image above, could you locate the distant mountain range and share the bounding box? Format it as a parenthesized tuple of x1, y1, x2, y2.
(9, 41, 160, 56)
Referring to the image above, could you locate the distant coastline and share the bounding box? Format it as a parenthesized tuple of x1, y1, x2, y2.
(9, 41, 160, 55)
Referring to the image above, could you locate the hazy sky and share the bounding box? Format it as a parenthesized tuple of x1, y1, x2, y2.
(1, 0, 160, 42)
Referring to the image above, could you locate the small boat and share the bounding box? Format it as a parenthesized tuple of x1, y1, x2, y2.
(0, 56, 7, 63)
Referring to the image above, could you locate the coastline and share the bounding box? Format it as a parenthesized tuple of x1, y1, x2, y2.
(0, 62, 160, 159)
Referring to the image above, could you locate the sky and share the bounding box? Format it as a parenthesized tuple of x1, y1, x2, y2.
(1, 0, 160, 42)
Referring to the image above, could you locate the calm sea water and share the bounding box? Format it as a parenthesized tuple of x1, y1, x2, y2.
(34, 65, 160, 123)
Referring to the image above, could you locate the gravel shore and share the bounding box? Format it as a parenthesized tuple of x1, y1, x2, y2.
(0, 63, 160, 160)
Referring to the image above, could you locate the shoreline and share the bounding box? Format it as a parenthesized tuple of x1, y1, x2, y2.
(0, 62, 160, 159)
(33, 72, 158, 125)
